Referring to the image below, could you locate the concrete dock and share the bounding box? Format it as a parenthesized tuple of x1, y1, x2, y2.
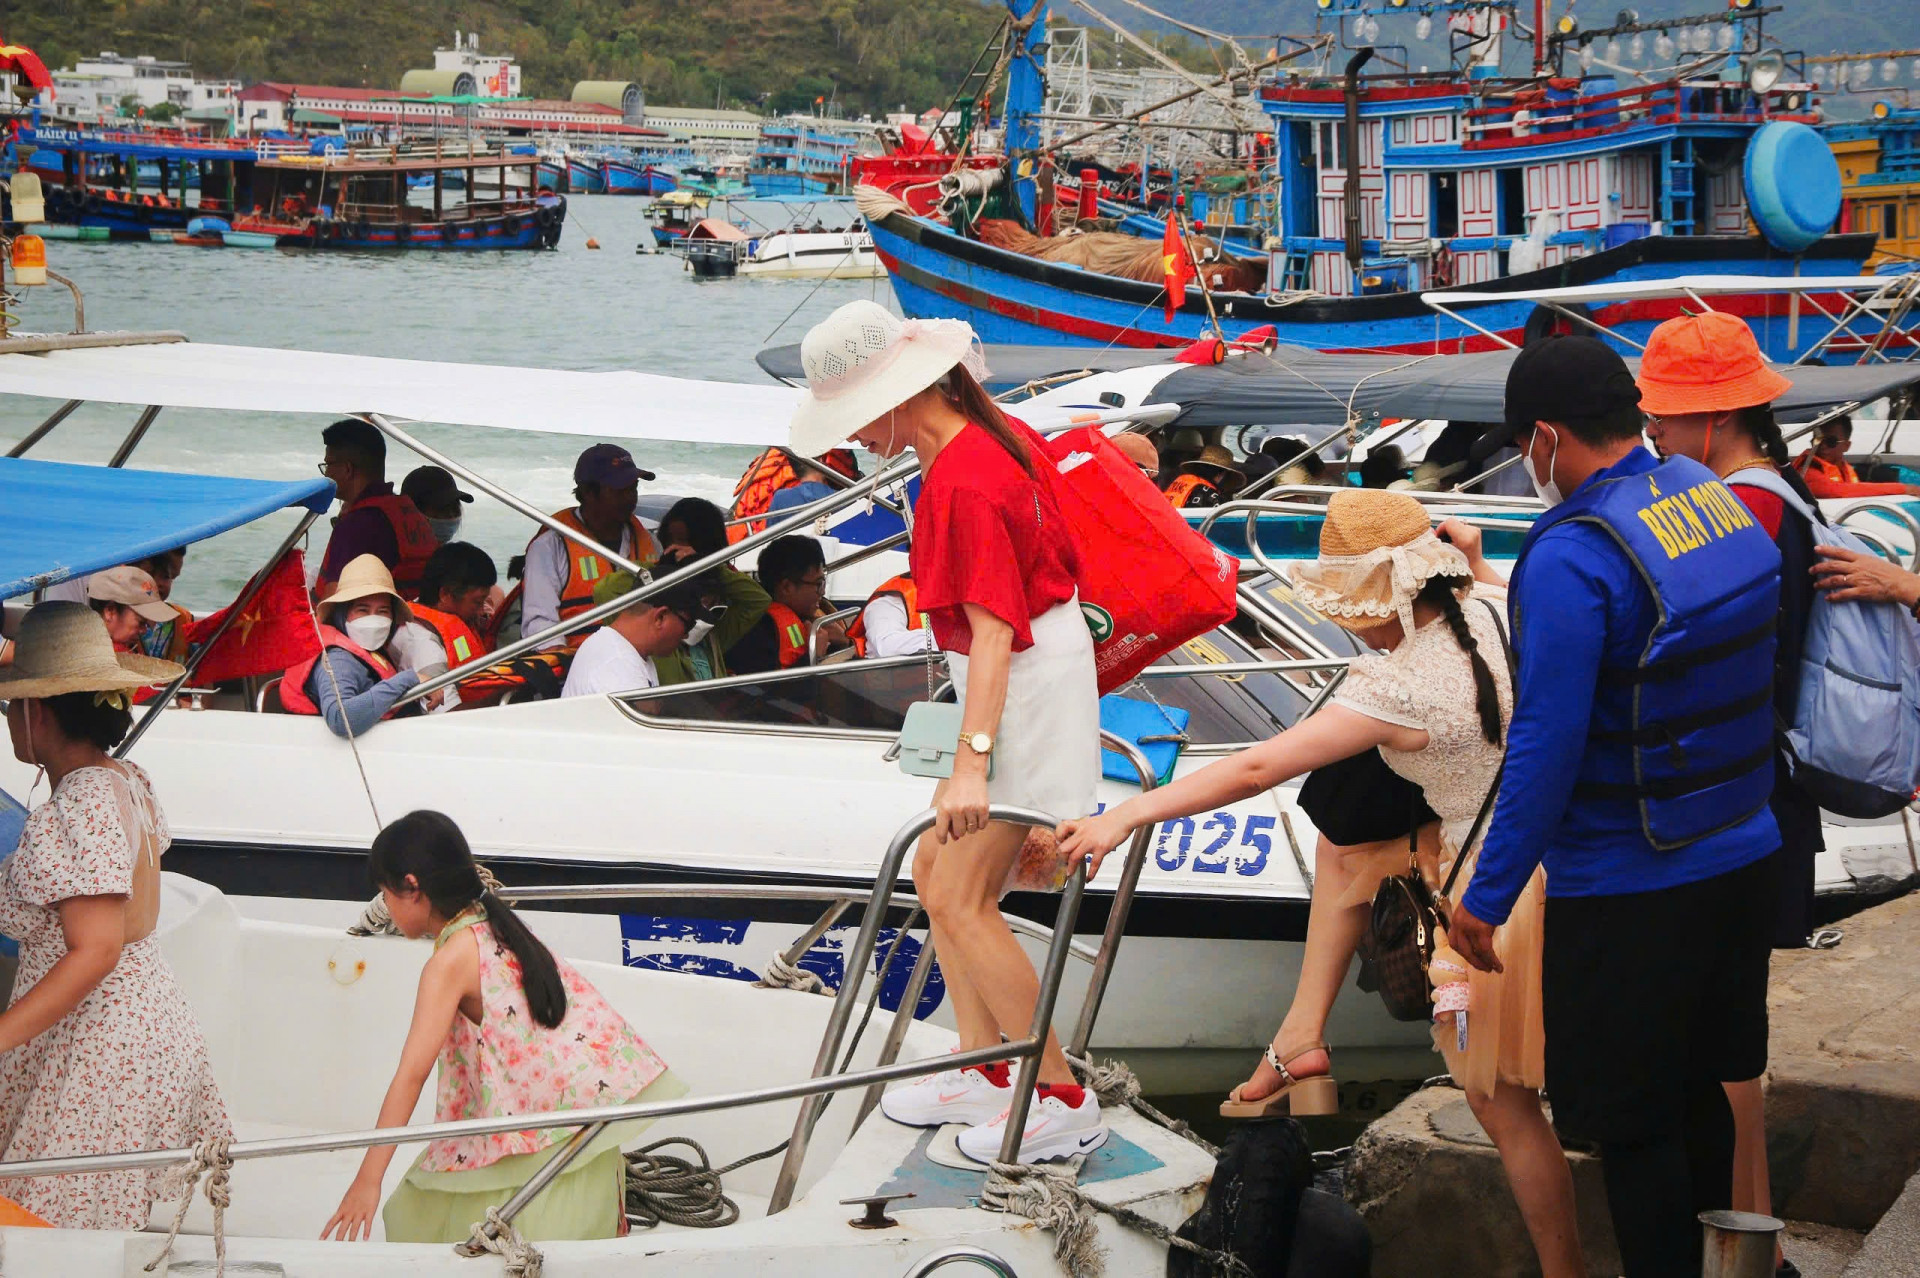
(1345, 891, 1920, 1276)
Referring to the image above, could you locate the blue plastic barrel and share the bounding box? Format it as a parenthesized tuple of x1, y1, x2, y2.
(1743, 120, 1841, 252)
(1580, 77, 1619, 128)
(1603, 221, 1652, 249)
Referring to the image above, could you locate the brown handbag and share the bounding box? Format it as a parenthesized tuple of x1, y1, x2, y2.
(1354, 599, 1511, 1022)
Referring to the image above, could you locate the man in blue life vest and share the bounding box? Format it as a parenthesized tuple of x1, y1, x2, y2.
(1448, 336, 1782, 1278)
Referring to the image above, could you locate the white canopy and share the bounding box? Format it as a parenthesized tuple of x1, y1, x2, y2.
(1422, 274, 1908, 309)
(0, 340, 803, 447)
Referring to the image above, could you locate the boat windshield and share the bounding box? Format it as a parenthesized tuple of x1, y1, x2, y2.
(624, 624, 1319, 747)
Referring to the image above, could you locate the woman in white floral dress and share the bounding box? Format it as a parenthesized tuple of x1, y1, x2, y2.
(0, 602, 230, 1228)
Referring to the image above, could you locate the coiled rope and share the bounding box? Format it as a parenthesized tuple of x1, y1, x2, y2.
(754, 951, 827, 994)
(463, 1206, 545, 1276)
(982, 1156, 1253, 1278)
(623, 1136, 798, 1229)
(143, 1133, 232, 1277)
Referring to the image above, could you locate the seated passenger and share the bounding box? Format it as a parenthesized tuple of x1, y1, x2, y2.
(521, 444, 661, 650)
(649, 501, 774, 681)
(133, 547, 193, 662)
(0, 603, 231, 1229)
(1110, 432, 1159, 480)
(86, 566, 177, 654)
(848, 572, 932, 658)
(560, 565, 721, 699)
(399, 466, 475, 547)
(1156, 428, 1206, 488)
(766, 460, 841, 518)
(732, 535, 849, 673)
(1794, 416, 1920, 499)
(1165, 444, 1243, 509)
(728, 446, 860, 540)
(411, 543, 498, 668)
(323, 811, 683, 1244)
(315, 419, 438, 600)
(281, 555, 443, 735)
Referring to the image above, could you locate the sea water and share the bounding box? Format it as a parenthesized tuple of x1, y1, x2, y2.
(0, 194, 894, 613)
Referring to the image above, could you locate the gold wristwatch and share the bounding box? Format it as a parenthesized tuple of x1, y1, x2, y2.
(963, 731, 995, 758)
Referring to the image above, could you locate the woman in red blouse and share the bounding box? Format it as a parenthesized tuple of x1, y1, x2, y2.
(788, 300, 1105, 1164)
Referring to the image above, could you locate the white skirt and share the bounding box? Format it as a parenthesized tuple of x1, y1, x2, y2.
(946, 596, 1101, 824)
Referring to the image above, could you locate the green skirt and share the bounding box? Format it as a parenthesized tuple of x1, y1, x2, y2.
(382, 1069, 690, 1244)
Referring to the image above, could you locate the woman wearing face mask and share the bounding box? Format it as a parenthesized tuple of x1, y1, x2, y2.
(1638, 312, 1821, 1278)
(650, 501, 772, 685)
(281, 554, 445, 735)
(0, 603, 230, 1228)
(788, 300, 1108, 1165)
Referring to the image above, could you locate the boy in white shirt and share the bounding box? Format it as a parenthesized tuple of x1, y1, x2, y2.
(562, 562, 722, 699)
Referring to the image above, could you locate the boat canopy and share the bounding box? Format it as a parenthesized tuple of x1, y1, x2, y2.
(690, 218, 750, 241)
(757, 341, 1177, 389)
(0, 341, 801, 447)
(1144, 345, 1920, 429)
(1421, 275, 1910, 309)
(0, 457, 334, 599)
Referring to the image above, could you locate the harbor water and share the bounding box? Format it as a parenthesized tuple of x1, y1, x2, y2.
(0, 194, 893, 615)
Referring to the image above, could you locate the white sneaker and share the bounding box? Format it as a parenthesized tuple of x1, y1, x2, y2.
(956, 1090, 1108, 1165)
(881, 1066, 1013, 1128)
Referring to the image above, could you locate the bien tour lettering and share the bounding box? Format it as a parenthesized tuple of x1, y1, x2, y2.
(1635, 477, 1755, 560)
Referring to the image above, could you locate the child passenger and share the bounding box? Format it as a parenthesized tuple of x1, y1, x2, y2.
(322, 811, 685, 1244)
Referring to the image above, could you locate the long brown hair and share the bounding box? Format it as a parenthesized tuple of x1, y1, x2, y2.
(1421, 576, 1504, 747)
(938, 363, 1035, 478)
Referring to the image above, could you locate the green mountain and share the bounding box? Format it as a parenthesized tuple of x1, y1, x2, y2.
(12, 0, 1006, 115)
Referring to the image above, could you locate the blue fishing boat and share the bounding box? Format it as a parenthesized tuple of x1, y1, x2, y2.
(566, 154, 606, 193)
(601, 157, 676, 195)
(534, 156, 568, 193)
(749, 117, 858, 196)
(866, 0, 1871, 355)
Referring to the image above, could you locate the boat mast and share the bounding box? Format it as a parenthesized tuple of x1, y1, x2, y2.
(1533, 0, 1548, 74)
(1002, 0, 1049, 226)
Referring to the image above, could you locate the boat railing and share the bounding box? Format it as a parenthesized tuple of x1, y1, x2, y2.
(1833, 497, 1920, 569)
(1196, 494, 1540, 589)
(0, 802, 1138, 1239)
(1458, 77, 1810, 150)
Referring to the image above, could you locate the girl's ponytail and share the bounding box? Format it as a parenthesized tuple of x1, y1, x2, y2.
(369, 810, 568, 1029)
(1424, 577, 1504, 747)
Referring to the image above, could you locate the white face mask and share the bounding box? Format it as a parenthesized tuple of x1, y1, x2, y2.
(427, 515, 462, 544)
(1523, 425, 1565, 507)
(345, 614, 393, 651)
(683, 618, 715, 648)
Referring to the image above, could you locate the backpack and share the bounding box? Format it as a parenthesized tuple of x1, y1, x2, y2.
(1735, 467, 1920, 818)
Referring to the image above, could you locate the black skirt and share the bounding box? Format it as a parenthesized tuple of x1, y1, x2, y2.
(1298, 748, 1438, 847)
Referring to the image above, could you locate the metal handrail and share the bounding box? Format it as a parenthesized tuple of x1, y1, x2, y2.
(903, 1247, 1019, 1277)
(768, 805, 1077, 1212)
(806, 604, 863, 664)
(1832, 497, 1920, 570)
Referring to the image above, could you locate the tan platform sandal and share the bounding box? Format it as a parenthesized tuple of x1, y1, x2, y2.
(1218, 1041, 1338, 1119)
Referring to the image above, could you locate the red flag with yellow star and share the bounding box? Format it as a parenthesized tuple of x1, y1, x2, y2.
(187, 551, 320, 684)
(1161, 216, 1194, 323)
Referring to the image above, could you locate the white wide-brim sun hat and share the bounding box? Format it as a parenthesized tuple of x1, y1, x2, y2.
(787, 300, 984, 458)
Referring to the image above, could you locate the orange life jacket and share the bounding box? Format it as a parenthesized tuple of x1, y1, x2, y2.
(1796, 450, 1857, 484)
(279, 624, 399, 717)
(726, 447, 859, 543)
(531, 508, 661, 632)
(848, 575, 925, 657)
(319, 491, 439, 600)
(410, 602, 489, 668)
(768, 601, 810, 668)
(451, 649, 573, 708)
(1164, 474, 1218, 508)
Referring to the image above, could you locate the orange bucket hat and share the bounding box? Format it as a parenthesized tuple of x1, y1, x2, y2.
(1635, 311, 1793, 416)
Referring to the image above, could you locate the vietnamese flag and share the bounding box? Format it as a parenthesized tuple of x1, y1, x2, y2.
(187, 551, 320, 684)
(1161, 217, 1194, 323)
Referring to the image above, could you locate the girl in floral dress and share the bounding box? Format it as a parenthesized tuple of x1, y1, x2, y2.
(323, 809, 684, 1244)
(0, 602, 230, 1229)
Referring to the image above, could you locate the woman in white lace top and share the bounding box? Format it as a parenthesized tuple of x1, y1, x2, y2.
(1060, 489, 1580, 1278)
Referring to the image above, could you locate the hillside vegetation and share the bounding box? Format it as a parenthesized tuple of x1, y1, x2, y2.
(11, 0, 1007, 114)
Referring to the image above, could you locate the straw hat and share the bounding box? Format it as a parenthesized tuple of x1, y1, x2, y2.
(1289, 489, 1471, 633)
(1636, 311, 1793, 416)
(1181, 444, 1244, 479)
(316, 554, 414, 626)
(787, 301, 987, 458)
(0, 601, 182, 700)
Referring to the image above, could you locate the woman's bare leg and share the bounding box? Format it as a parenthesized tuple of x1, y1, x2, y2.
(1725, 1077, 1782, 1263)
(1468, 1081, 1586, 1278)
(913, 834, 1002, 1050)
(918, 819, 1074, 1084)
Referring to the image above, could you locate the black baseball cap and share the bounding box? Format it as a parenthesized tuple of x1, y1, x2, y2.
(573, 442, 656, 486)
(1471, 335, 1643, 463)
(401, 465, 473, 510)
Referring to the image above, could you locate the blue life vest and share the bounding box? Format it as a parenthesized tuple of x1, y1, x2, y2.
(1513, 454, 1782, 851)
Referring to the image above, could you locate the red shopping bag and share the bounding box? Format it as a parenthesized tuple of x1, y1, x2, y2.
(1040, 426, 1240, 692)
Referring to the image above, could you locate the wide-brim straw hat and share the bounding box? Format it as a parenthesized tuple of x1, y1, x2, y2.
(787, 300, 986, 458)
(1289, 489, 1472, 633)
(1636, 311, 1794, 416)
(0, 600, 182, 699)
(316, 554, 414, 626)
(1181, 444, 1244, 479)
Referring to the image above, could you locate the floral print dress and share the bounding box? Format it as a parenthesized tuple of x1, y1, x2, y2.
(382, 911, 685, 1243)
(0, 764, 230, 1229)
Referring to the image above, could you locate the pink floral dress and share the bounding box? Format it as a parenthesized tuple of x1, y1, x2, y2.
(418, 912, 669, 1173)
(0, 764, 230, 1229)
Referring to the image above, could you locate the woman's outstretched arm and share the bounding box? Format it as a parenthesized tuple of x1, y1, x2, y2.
(1058, 703, 1426, 878)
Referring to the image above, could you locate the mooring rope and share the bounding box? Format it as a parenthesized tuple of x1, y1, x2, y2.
(463, 1206, 545, 1276)
(143, 1133, 232, 1277)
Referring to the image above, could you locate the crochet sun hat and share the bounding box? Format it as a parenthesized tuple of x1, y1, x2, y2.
(316, 554, 414, 627)
(787, 300, 989, 458)
(1289, 488, 1472, 634)
(1636, 311, 1794, 417)
(0, 601, 183, 700)
(1181, 444, 1245, 479)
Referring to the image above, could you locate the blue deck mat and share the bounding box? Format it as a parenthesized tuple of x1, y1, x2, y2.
(872, 1125, 1167, 1211)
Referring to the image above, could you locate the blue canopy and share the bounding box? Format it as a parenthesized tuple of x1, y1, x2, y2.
(0, 457, 334, 600)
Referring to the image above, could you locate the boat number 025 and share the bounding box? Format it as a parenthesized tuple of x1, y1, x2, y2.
(1154, 812, 1273, 875)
